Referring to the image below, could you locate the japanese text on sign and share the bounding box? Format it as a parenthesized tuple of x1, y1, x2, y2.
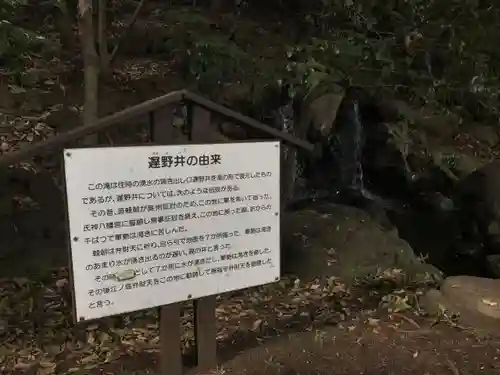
(147, 153, 221, 168)
(63, 142, 281, 320)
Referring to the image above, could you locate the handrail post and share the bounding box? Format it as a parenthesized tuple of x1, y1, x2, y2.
(188, 103, 218, 372)
(152, 105, 184, 375)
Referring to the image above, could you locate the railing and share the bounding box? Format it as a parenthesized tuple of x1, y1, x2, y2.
(0, 89, 314, 166)
(0, 89, 315, 375)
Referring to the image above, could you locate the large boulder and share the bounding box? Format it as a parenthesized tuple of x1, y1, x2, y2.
(421, 276, 500, 337)
(282, 203, 442, 284)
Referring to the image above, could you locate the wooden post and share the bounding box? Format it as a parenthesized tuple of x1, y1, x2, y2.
(194, 296, 217, 370)
(152, 105, 184, 375)
(280, 143, 293, 208)
(189, 104, 218, 371)
(160, 304, 183, 375)
(189, 103, 221, 142)
(151, 105, 176, 145)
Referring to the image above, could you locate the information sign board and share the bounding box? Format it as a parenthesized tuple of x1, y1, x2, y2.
(63, 141, 281, 320)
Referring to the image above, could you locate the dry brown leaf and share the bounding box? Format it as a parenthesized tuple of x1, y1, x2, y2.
(37, 362, 56, 375)
(251, 319, 263, 332)
(367, 318, 380, 326)
(14, 361, 33, 370)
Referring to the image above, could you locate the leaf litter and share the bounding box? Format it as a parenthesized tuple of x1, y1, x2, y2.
(0, 267, 368, 375)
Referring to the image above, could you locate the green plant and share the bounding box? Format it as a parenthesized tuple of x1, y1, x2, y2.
(186, 36, 247, 84)
(0, 0, 50, 68)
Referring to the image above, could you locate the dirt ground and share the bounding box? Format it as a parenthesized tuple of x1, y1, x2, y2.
(89, 311, 500, 375)
(3, 269, 500, 375)
(196, 313, 500, 375)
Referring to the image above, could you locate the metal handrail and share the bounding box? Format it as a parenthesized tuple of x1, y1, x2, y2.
(0, 89, 314, 167)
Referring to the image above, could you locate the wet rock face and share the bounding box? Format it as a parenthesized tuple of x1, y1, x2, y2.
(287, 85, 418, 210)
(254, 83, 454, 230)
(254, 82, 500, 278)
(335, 88, 413, 196)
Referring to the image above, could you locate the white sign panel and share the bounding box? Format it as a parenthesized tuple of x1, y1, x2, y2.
(63, 141, 281, 320)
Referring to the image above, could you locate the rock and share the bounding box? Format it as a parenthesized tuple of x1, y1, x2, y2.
(45, 108, 81, 131)
(454, 160, 500, 247)
(422, 192, 456, 212)
(0, 85, 16, 112)
(282, 203, 442, 284)
(431, 146, 485, 179)
(486, 254, 500, 278)
(300, 88, 345, 138)
(414, 110, 461, 140)
(374, 98, 461, 140)
(421, 276, 500, 337)
(467, 124, 499, 147)
(441, 276, 500, 318)
(374, 94, 415, 123)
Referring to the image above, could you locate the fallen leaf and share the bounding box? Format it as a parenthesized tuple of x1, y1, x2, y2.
(251, 319, 263, 331)
(55, 278, 68, 289)
(367, 318, 380, 326)
(38, 362, 56, 375)
(14, 362, 33, 370)
(481, 299, 498, 307)
(8, 85, 27, 94)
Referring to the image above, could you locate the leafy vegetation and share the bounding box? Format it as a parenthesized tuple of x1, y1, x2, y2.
(0, 0, 51, 68)
(2, 0, 500, 121)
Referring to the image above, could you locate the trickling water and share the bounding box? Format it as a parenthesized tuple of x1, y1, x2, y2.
(274, 101, 295, 133)
(325, 99, 404, 212)
(336, 100, 365, 192)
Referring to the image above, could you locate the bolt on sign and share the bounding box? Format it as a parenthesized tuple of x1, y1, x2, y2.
(63, 141, 281, 321)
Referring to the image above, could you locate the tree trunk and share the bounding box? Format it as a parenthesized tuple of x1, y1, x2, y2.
(97, 0, 109, 70)
(78, 0, 99, 145)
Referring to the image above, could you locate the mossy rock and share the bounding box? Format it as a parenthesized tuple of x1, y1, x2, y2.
(282, 203, 443, 284)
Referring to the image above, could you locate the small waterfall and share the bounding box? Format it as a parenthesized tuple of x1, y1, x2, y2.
(336, 100, 364, 193)
(270, 89, 405, 213)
